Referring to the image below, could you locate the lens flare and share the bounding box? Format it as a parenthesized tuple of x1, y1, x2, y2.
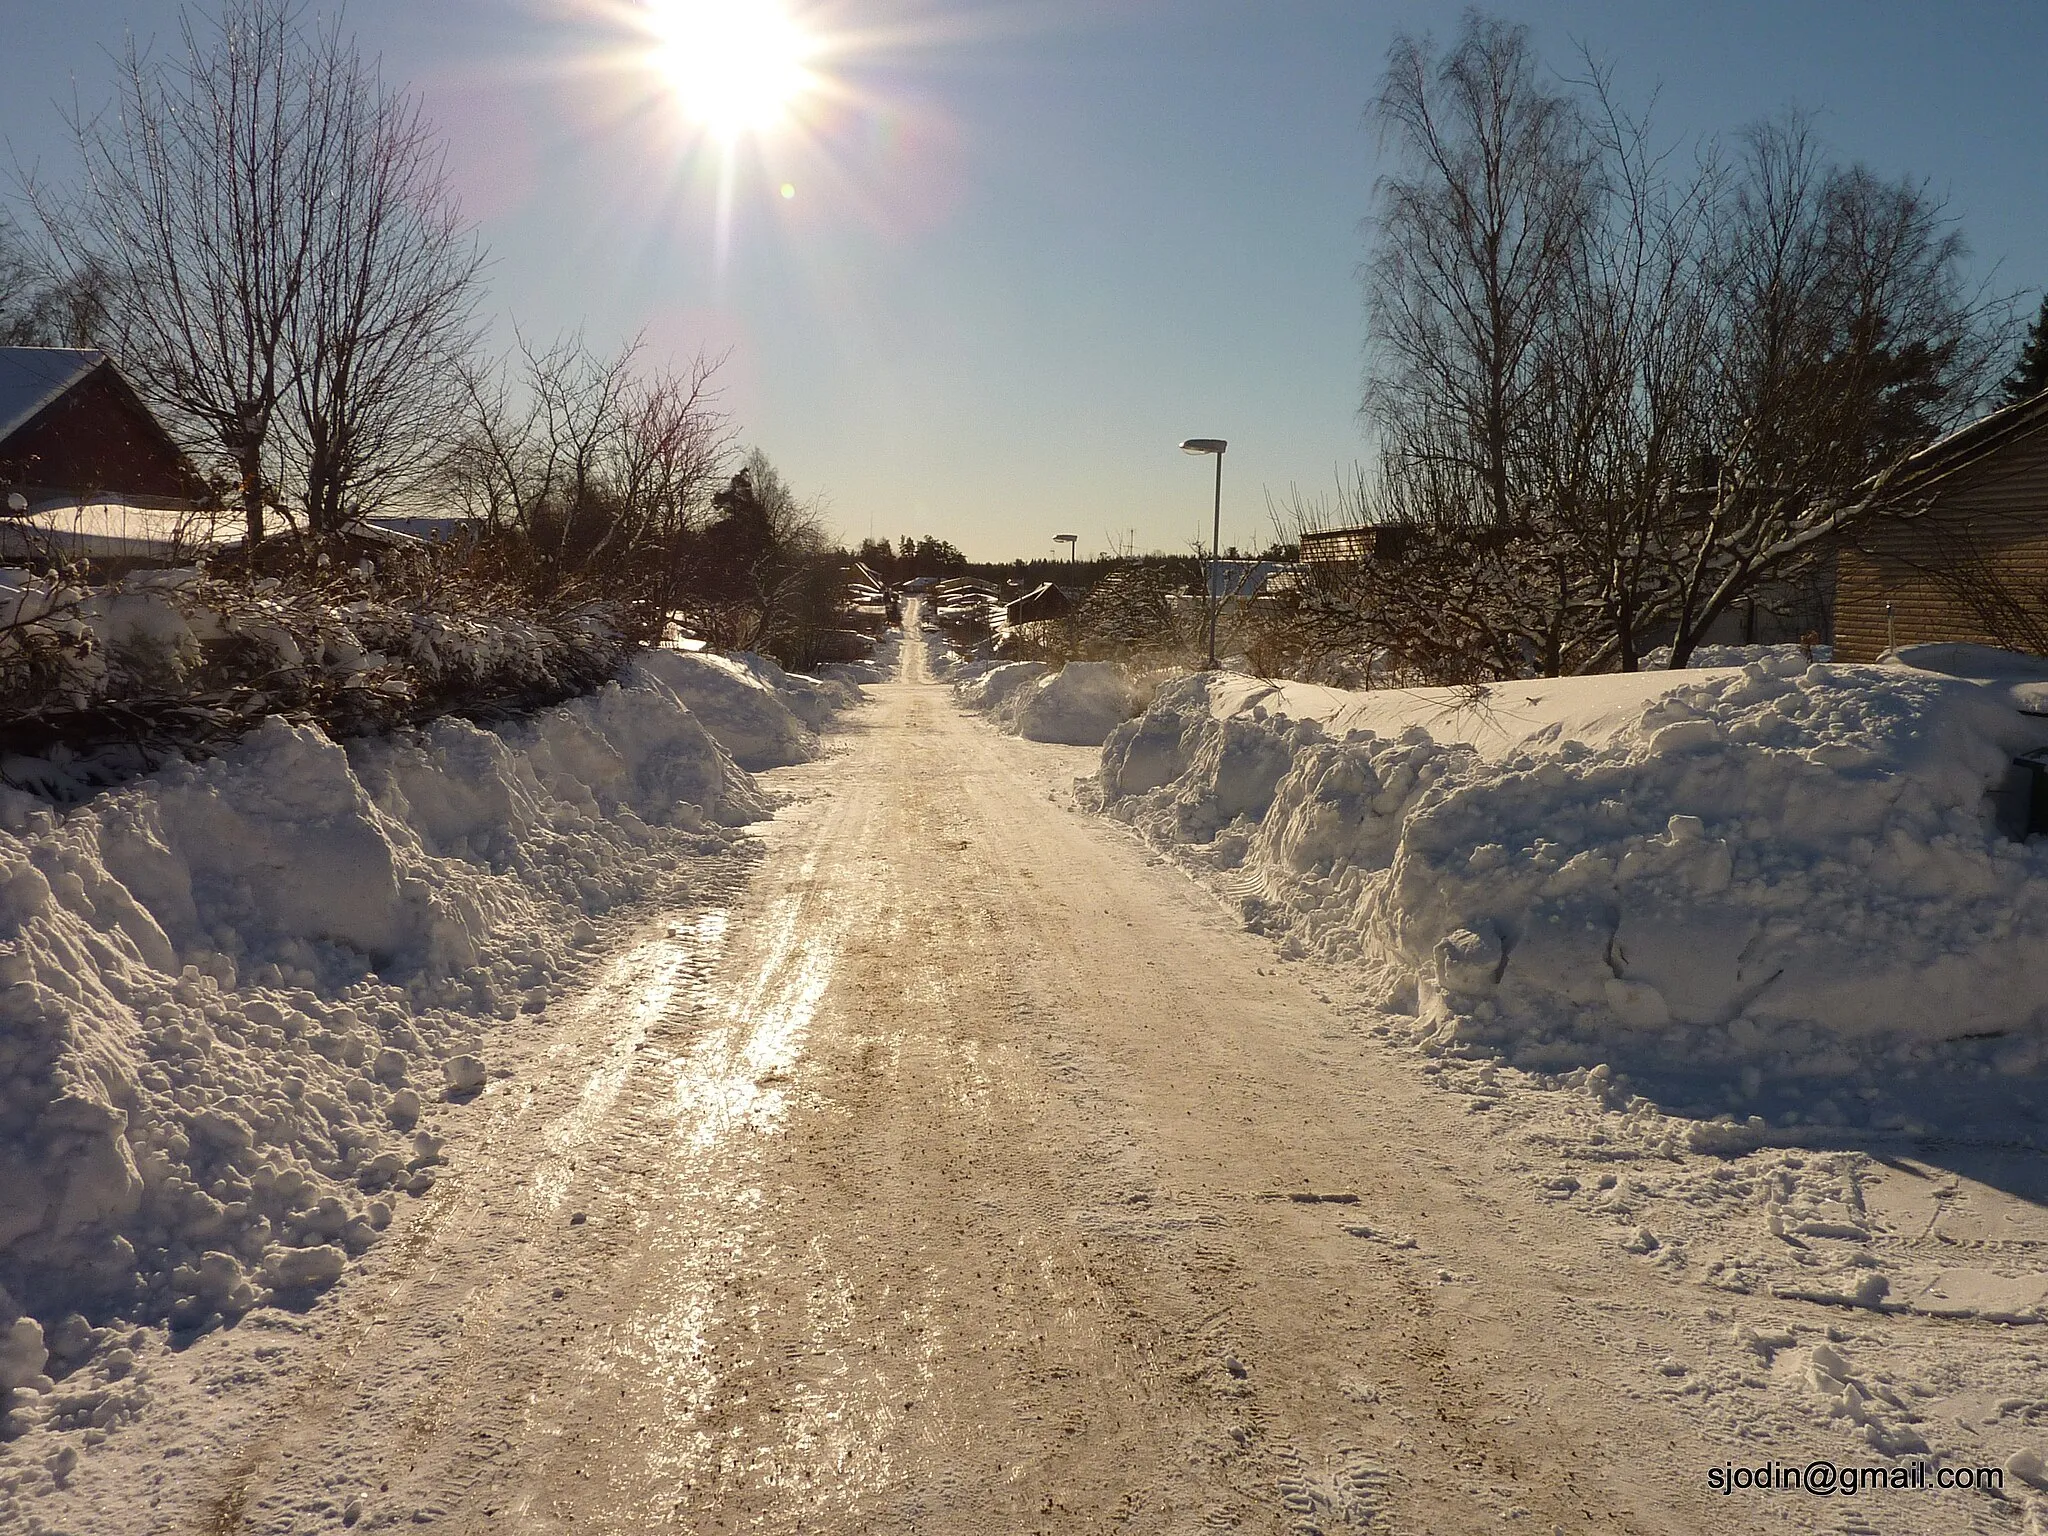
(647, 0, 815, 137)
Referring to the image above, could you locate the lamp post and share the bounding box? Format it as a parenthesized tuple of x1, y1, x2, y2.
(1054, 533, 1077, 566)
(1179, 438, 1227, 668)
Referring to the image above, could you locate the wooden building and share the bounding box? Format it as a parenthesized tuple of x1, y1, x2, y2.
(1004, 580, 1074, 627)
(1835, 392, 2048, 662)
(0, 347, 203, 505)
(1299, 523, 1421, 566)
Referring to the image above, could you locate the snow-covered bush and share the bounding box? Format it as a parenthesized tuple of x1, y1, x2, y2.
(1, 558, 626, 800)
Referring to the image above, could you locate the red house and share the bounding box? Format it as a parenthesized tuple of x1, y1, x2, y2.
(0, 347, 204, 506)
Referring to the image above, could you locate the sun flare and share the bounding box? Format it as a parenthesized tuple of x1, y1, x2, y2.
(647, 0, 816, 137)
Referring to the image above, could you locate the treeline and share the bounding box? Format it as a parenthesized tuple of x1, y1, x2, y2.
(851, 536, 969, 581)
(969, 556, 1125, 590)
(2, 0, 845, 668)
(1287, 13, 2022, 679)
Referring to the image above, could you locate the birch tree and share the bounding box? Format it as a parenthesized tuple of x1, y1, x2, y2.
(1365, 16, 1596, 533)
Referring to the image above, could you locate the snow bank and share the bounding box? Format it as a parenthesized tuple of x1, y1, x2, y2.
(1096, 655, 2048, 1116)
(955, 661, 1045, 712)
(956, 660, 1139, 746)
(630, 651, 816, 770)
(722, 651, 861, 733)
(946, 656, 998, 688)
(0, 660, 788, 1374)
(1005, 661, 1138, 745)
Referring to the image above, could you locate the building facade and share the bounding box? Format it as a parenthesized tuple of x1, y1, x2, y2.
(1835, 394, 2048, 662)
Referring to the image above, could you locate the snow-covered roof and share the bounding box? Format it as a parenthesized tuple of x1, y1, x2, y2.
(1898, 386, 2048, 484)
(0, 498, 234, 560)
(361, 514, 462, 544)
(0, 347, 108, 444)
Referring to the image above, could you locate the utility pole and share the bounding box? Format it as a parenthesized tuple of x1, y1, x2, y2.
(1178, 439, 1227, 669)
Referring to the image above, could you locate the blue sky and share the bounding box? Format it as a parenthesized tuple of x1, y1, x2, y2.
(8, 1, 2047, 559)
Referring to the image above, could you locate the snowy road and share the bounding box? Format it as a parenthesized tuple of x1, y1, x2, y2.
(70, 608, 1954, 1535)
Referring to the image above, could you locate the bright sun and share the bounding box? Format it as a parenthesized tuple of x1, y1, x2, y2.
(647, 0, 815, 137)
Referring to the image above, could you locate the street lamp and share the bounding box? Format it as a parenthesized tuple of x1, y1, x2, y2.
(1053, 533, 1077, 565)
(1179, 438, 1227, 668)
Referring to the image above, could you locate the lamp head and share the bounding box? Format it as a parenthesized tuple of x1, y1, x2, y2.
(1179, 438, 1227, 455)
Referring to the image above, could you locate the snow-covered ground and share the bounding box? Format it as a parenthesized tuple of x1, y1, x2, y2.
(0, 642, 874, 1518)
(1083, 646, 2048, 1502)
(8, 602, 2048, 1531)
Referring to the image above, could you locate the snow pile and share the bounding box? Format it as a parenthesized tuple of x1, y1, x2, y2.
(955, 661, 1045, 713)
(944, 655, 997, 687)
(956, 660, 1138, 746)
(919, 626, 957, 678)
(632, 651, 815, 770)
(1095, 655, 2048, 1115)
(1642, 641, 1831, 670)
(0, 646, 857, 1373)
(1003, 661, 1138, 745)
(1888, 641, 2048, 691)
(721, 651, 861, 733)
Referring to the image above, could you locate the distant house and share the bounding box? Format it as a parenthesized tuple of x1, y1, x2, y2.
(0, 347, 220, 571)
(1835, 391, 2048, 662)
(1004, 581, 1073, 626)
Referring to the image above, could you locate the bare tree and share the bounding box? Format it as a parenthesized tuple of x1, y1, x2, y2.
(32, 0, 483, 542)
(0, 216, 47, 345)
(617, 359, 737, 614)
(1366, 15, 1596, 533)
(33, 1, 331, 543)
(449, 333, 637, 559)
(283, 47, 483, 533)
(450, 335, 726, 547)
(0, 214, 107, 347)
(1642, 115, 2005, 665)
(1525, 61, 1724, 670)
(444, 333, 732, 626)
(1346, 14, 2009, 681)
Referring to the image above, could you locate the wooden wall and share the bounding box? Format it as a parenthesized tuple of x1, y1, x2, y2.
(1834, 423, 2048, 662)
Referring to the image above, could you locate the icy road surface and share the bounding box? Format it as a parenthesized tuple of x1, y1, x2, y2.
(57, 610, 2037, 1536)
